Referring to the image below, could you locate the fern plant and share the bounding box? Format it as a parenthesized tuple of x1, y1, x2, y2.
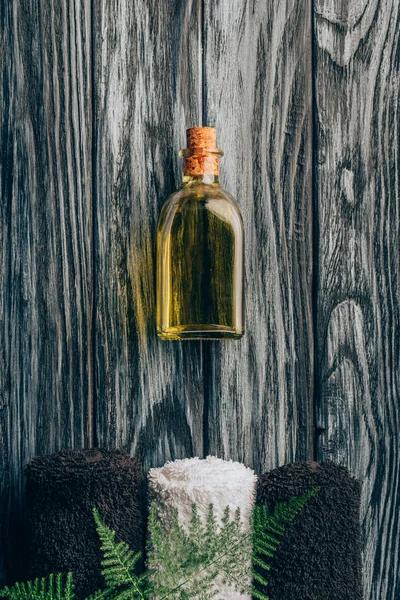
(147, 502, 253, 599)
(251, 488, 318, 600)
(0, 573, 74, 600)
(88, 508, 150, 600)
(0, 489, 317, 600)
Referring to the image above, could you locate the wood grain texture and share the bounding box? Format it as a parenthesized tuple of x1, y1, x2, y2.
(203, 0, 314, 473)
(94, 0, 205, 468)
(0, 0, 92, 584)
(1, 0, 399, 597)
(314, 0, 400, 597)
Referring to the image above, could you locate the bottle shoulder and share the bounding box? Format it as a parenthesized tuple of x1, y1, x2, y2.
(159, 183, 243, 221)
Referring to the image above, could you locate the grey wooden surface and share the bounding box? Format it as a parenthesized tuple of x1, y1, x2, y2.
(203, 0, 313, 471)
(94, 0, 205, 467)
(0, 0, 93, 582)
(314, 1, 400, 598)
(0, 0, 399, 596)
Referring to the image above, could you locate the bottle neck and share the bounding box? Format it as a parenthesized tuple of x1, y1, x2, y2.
(180, 147, 223, 186)
(182, 172, 220, 185)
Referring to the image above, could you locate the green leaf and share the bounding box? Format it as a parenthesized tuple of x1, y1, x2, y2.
(147, 502, 252, 599)
(92, 508, 149, 600)
(0, 573, 74, 600)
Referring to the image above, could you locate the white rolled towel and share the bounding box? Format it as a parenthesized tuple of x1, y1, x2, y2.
(148, 455, 257, 599)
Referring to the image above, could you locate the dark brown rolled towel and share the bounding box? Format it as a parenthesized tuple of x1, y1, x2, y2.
(256, 461, 363, 600)
(26, 449, 146, 599)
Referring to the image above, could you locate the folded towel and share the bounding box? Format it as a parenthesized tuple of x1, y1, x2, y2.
(26, 449, 145, 600)
(256, 461, 363, 600)
(148, 456, 257, 600)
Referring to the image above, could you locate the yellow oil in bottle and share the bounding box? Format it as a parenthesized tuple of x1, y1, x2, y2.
(156, 127, 244, 340)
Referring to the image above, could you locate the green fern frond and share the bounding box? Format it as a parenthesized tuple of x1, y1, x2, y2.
(251, 488, 318, 600)
(147, 502, 252, 599)
(92, 508, 149, 600)
(0, 573, 74, 600)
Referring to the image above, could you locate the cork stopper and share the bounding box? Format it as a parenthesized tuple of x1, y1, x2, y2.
(186, 127, 217, 149)
(181, 127, 222, 177)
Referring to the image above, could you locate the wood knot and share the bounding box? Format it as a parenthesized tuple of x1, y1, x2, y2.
(341, 168, 355, 204)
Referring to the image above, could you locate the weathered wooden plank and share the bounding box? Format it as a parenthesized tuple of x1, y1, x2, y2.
(314, 0, 400, 597)
(0, 0, 93, 584)
(203, 0, 314, 472)
(94, 0, 204, 468)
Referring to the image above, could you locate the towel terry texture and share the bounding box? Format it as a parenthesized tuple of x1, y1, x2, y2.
(149, 456, 257, 600)
(26, 449, 146, 600)
(256, 461, 363, 600)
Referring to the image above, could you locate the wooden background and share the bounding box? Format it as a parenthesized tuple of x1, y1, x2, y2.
(0, 0, 399, 597)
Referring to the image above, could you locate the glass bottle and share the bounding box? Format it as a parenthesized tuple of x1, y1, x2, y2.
(156, 127, 244, 340)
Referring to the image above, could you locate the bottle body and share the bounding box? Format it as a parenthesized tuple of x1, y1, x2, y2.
(156, 181, 244, 340)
